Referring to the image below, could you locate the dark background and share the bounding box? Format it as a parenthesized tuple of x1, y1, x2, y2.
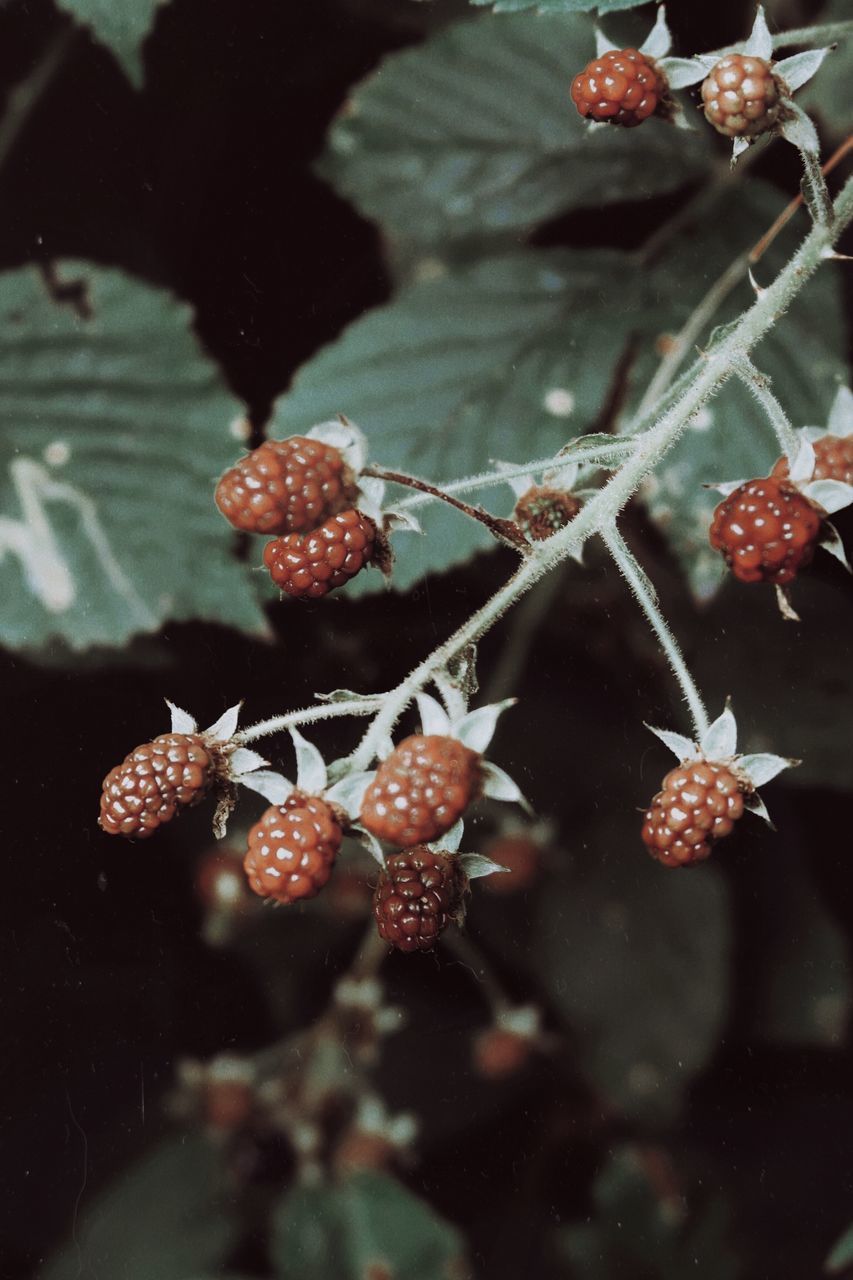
(1, 1, 852, 1277)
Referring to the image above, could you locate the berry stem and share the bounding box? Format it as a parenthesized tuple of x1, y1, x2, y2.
(391, 441, 635, 511)
(233, 697, 384, 745)
(749, 135, 853, 263)
(733, 357, 800, 460)
(798, 145, 835, 228)
(363, 464, 529, 550)
(343, 175, 853, 771)
(601, 526, 711, 741)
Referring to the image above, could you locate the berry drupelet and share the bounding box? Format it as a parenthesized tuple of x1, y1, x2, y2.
(360, 734, 482, 848)
(215, 436, 357, 536)
(709, 476, 822, 585)
(570, 48, 667, 128)
(642, 760, 746, 868)
(99, 733, 215, 838)
(373, 847, 464, 953)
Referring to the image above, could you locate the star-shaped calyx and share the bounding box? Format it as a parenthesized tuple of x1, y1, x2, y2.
(646, 702, 798, 829)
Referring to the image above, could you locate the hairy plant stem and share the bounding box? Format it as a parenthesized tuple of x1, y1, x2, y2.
(234, 697, 383, 745)
(734, 356, 800, 459)
(602, 527, 710, 740)
(342, 174, 853, 771)
(363, 463, 528, 549)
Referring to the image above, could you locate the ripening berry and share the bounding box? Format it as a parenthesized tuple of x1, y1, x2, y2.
(99, 733, 215, 838)
(473, 1028, 532, 1080)
(642, 760, 746, 867)
(514, 486, 581, 542)
(360, 735, 482, 848)
(701, 54, 783, 139)
(195, 847, 254, 915)
(264, 508, 376, 599)
(244, 794, 343, 903)
(709, 477, 822, 584)
(373, 847, 464, 952)
(570, 48, 667, 128)
(772, 435, 853, 486)
(215, 436, 356, 536)
(480, 834, 541, 895)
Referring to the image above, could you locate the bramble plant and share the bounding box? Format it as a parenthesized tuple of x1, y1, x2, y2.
(4, 0, 853, 1277)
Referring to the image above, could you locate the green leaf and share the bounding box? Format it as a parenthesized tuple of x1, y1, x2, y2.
(55, 0, 169, 86)
(634, 182, 848, 599)
(268, 249, 639, 592)
(319, 12, 710, 247)
(271, 182, 843, 596)
(472, 0, 646, 9)
(536, 823, 731, 1123)
(827, 1222, 853, 1274)
(270, 1171, 465, 1280)
(0, 262, 268, 650)
(39, 1136, 238, 1280)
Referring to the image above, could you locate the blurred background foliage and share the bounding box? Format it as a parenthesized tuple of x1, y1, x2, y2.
(0, 0, 851, 1276)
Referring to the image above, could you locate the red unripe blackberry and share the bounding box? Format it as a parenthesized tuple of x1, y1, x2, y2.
(709, 477, 822, 585)
(642, 760, 746, 868)
(243, 793, 342, 903)
(99, 733, 214, 838)
(481, 834, 541, 895)
(373, 847, 464, 952)
(514, 486, 581, 542)
(215, 436, 356, 536)
(701, 54, 783, 138)
(570, 48, 667, 128)
(772, 435, 853, 486)
(360, 735, 482, 848)
(473, 1028, 531, 1080)
(264, 508, 376, 599)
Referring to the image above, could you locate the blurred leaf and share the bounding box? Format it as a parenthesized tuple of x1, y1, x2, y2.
(472, 0, 646, 10)
(55, 0, 169, 86)
(270, 1171, 465, 1279)
(748, 844, 851, 1047)
(536, 826, 731, 1123)
(318, 12, 710, 248)
(40, 1135, 237, 1280)
(800, 1, 853, 138)
(0, 262, 268, 650)
(694, 578, 853, 791)
(827, 1222, 853, 1274)
(559, 1146, 741, 1280)
(635, 182, 848, 599)
(269, 249, 641, 591)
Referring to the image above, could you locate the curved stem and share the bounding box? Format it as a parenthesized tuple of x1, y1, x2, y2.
(602, 526, 710, 740)
(343, 175, 853, 771)
(234, 697, 383, 745)
(393, 440, 634, 512)
(364, 464, 528, 550)
(0, 26, 76, 175)
(734, 357, 800, 459)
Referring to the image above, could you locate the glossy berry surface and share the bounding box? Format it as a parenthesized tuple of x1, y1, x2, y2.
(709, 477, 822, 585)
(244, 794, 342, 903)
(215, 436, 356, 536)
(264, 508, 376, 599)
(373, 847, 462, 952)
(514, 486, 581, 542)
(99, 733, 214, 838)
(642, 760, 745, 868)
(570, 48, 666, 128)
(360, 734, 481, 848)
(701, 54, 782, 138)
(772, 435, 853, 486)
